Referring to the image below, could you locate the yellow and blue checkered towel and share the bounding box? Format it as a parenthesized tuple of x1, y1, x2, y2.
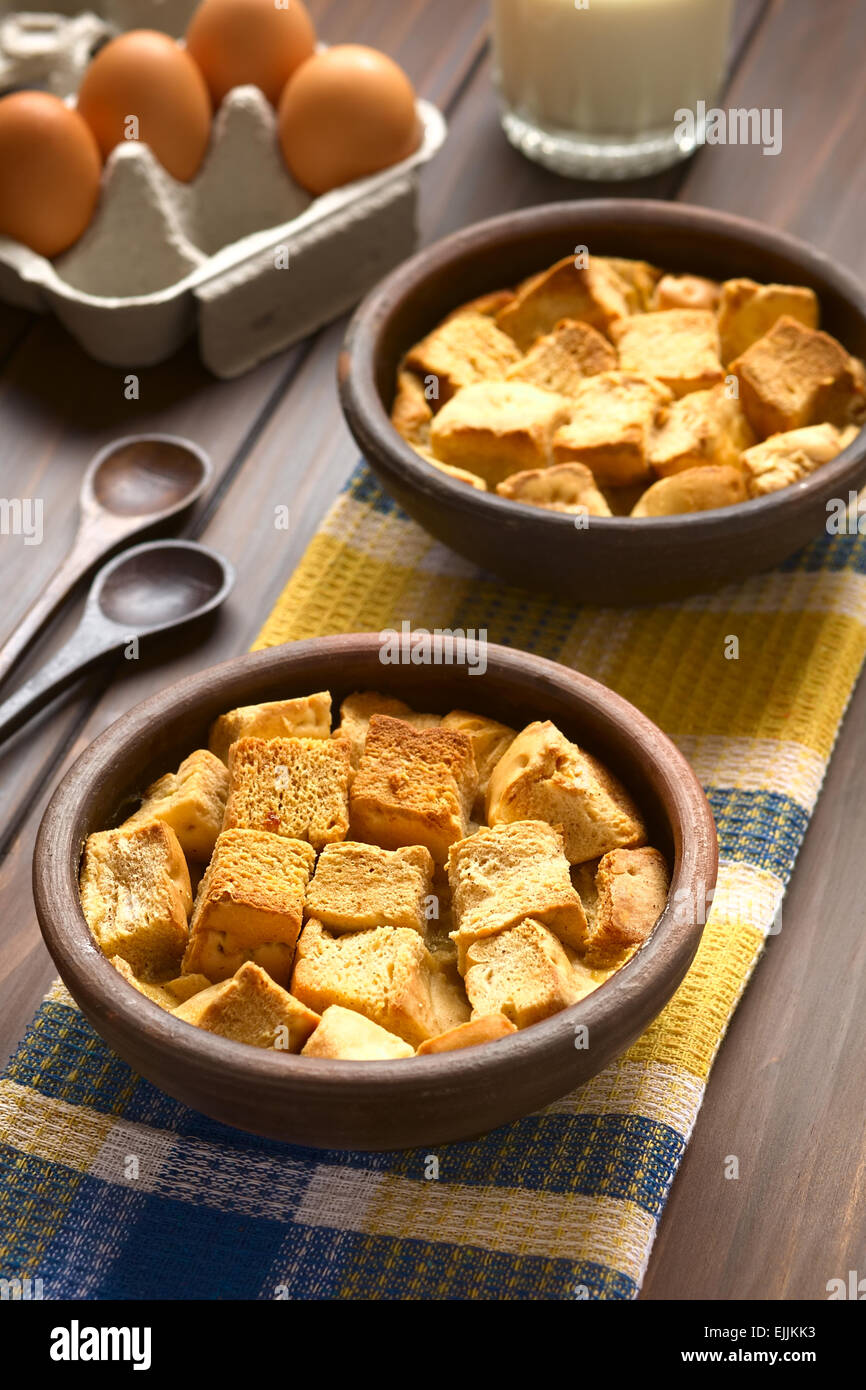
(2, 462, 865, 1299)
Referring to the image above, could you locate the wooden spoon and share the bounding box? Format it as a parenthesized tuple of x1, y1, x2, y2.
(0, 434, 211, 689)
(0, 540, 234, 746)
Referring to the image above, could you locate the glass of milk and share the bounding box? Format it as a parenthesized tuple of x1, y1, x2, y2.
(491, 0, 734, 179)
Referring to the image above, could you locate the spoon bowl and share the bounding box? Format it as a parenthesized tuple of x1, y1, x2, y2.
(84, 436, 211, 520)
(94, 542, 233, 633)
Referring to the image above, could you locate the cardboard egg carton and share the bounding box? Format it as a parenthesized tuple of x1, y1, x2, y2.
(0, 7, 446, 376)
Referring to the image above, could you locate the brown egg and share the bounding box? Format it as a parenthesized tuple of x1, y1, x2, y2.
(77, 30, 212, 182)
(185, 0, 316, 106)
(277, 45, 419, 195)
(0, 91, 102, 257)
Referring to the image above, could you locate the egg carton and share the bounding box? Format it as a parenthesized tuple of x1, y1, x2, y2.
(0, 7, 446, 376)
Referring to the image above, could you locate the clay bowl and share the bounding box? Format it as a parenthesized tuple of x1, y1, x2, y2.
(34, 634, 717, 1151)
(338, 199, 866, 604)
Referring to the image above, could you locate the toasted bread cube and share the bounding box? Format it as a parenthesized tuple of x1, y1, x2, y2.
(648, 384, 755, 477)
(335, 691, 440, 771)
(182, 829, 314, 985)
(506, 318, 616, 394)
(741, 422, 859, 498)
(403, 310, 521, 404)
(730, 316, 866, 436)
(291, 919, 469, 1046)
(301, 1005, 415, 1059)
(223, 735, 350, 850)
(611, 309, 724, 398)
(182, 934, 297, 988)
(441, 710, 515, 817)
(416, 1013, 517, 1054)
(652, 273, 720, 312)
(110, 958, 212, 1010)
(416, 450, 488, 490)
(598, 257, 662, 312)
(209, 692, 331, 765)
(123, 749, 229, 863)
(496, 461, 613, 516)
(109, 956, 181, 1011)
(390, 369, 433, 448)
(552, 372, 672, 486)
(444, 289, 516, 321)
(350, 715, 477, 864)
(717, 278, 819, 363)
(581, 847, 670, 968)
(429, 381, 572, 486)
(496, 256, 631, 350)
(305, 841, 434, 934)
(463, 918, 586, 1028)
(486, 721, 646, 866)
(630, 465, 747, 517)
(448, 820, 587, 958)
(80, 822, 191, 979)
(173, 961, 320, 1051)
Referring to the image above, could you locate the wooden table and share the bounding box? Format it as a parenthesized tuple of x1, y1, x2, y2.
(1, 0, 864, 1301)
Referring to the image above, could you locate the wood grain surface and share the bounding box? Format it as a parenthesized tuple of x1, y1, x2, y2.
(1, 0, 864, 1299)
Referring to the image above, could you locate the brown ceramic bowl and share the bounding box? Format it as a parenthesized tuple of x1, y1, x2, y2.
(33, 634, 717, 1150)
(338, 199, 866, 604)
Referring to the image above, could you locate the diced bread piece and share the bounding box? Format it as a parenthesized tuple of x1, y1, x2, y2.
(209, 691, 331, 765)
(495, 256, 631, 350)
(448, 820, 587, 957)
(416, 1013, 517, 1054)
(123, 749, 228, 862)
(79, 822, 191, 979)
(430, 381, 572, 486)
(173, 961, 320, 1051)
(462, 918, 585, 1028)
(648, 384, 755, 477)
(334, 691, 441, 771)
(301, 1005, 415, 1060)
(506, 318, 616, 394)
(598, 257, 662, 312)
(350, 714, 477, 863)
(444, 289, 516, 321)
(291, 919, 469, 1046)
(717, 278, 819, 363)
(441, 710, 515, 817)
(390, 369, 433, 447)
(652, 274, 720, 312)
(222, 735, 350, 850)
(630, 465, 747, 517)
(486, 721, 646, 866)
(110, 958, 212, 1010)
(740, 423, 858, 498)
(416, 451, 488, 490)
(404, 310, 521, 404)
(552, 372, 672, 485)
(496, 461, 613, 516)
(611, 309, 724, 398)
(730, 316, 866, 436)
(305, 841, 434, 934)
(581, 847, 670, 968)
(182, 829, 315, 984)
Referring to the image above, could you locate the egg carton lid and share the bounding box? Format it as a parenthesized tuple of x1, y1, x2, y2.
(0, 9, 446, 373)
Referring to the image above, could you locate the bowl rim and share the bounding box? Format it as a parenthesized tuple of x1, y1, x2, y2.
(339, 197, 866, 534)
(33, 633, 718, 1096)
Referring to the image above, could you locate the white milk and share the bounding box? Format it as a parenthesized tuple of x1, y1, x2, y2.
(492, 0, 733, 174)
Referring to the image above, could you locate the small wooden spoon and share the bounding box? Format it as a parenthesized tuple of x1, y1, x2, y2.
(0, 540, 234, 746)
(0, 434, 211, 689)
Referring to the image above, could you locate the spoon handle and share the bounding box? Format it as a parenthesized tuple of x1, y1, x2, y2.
(0, 622, 118, 748)
(0, 517, 125, 692)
